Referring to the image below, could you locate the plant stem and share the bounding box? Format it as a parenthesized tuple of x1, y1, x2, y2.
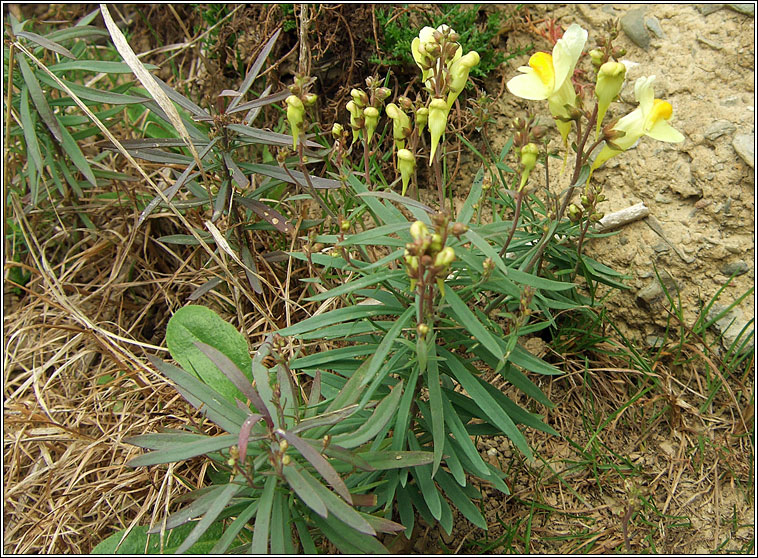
(498, 189, 523, 259)
(571, 215, 593, 280)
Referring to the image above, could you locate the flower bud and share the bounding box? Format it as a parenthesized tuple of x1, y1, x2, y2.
(595, 61, 627, 138)
(518, 143, 539, 191)
(363, 106, 379, 143)
(279, 439, 289, 452)
(386, 103, 411, 150)
(417, 323, 429, 338)
(282, 454, 291, 466)
(331, 122, 344, 140)
(415, 107, 429, 135)
(428, 97, 449, 163)
(451, 222, 468, 238)
(434, 246, 456, 268)
(447, 51, 480, 109)
(340, 218, 350, 232)
(351, 88, 368, 108)
(303, 93, 318, 106)
(346, 100, 362, 144)
(286, 95, 305, 150)
(568, 203, 582, 222)
(430, 233, 443, 253)
(376, 87, 392, 102)
(397, 149, 416, 195)
(589, 48, 605, 68)
(410, 220, 429, 241)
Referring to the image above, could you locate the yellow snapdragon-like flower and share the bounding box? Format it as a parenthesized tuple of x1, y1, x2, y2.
(594, 61, 626, 139)
(506, 24, 588, 144)
(591, 76, 684, 173)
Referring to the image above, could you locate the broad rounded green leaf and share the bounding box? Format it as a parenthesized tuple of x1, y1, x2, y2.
(166, 305, 252, 404)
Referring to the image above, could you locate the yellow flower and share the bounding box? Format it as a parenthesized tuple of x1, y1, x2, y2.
(594, 61, 627, 138)
(285, 95, 305, 149)
(591, 76, 684, 173)
(447, 51, 480, 109)
(428, 97, 449, 163)
(506, 24, 588, 144)
(397, 149, 416, 195)
(386, 103, 412, 150)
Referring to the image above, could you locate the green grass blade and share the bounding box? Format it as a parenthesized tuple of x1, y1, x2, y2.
(16, 54, 63, 142)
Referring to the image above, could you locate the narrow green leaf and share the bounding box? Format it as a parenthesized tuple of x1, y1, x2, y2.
(228, 28, 281, 110)
(426, 345, 445, 477)
(282, 464, 328, 518)
(444, 287, 505, 361)
(441, 395, 492, 478)
(50, 60, 158, 73)
(332, 379, 404, 449)
(175, 482, 239, 554)
(458, 165, 484, 224)
(251, 337, 279, 422)
(305, 269, 405, 302)
(361, 305, 414, 388)
(441, 349, 532, 458)
(311, 514, 388, 554)
(407, 435, 441, 520)
(391, 366, 419, 452)
(244, 163, 341, 189)
(396, 484, 414, 538)
(16, 54, 64, 144)
(277, 305, 403, 337)
(298, 467, 375, 536)
(290, 345, 378, 369)
(443, 435, 467, 486)
(435, 469, 487, 530)
(127, 434, 237, 467)
(251, 475, 277, 553)
(209, 500, 257, 553)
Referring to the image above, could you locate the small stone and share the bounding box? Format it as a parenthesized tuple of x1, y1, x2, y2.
(732, 133, 755, 167)
(602, 5, 618, 16)
(727, 4, 755, 16)
(653, 242, 670, 253)
(707, 303, 754, 354)
(721, 95, 740, 106)
(645, 16, 665, 38)
(637, 271, 678, 304)
(655, 192, 672, 203)
(721, 260, 750, 276)
(621, 8, 650, 49)
(697, 35, 724, 50)
(704, 120, 737, 141)
(645, 335, 666, 348)
(698, 4, 724, 15)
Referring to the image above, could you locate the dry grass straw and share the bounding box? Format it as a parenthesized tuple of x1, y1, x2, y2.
(2, 174, 324, 553)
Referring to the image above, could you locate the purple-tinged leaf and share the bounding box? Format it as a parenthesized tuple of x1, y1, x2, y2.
(236, 197, 294, 234)
(243, 84, 271, 125)
(193, 341, 272, 425)
(228, 123, 322, 148)
(153, 75, 210, 118)
(351, 493, 377, 507)
(239, 245, 263, 294)
(245, 163, 342, 190)
(360, 512, 406, 534)
(237, 414, 263, 463)
(188, 277, 223, 301)
(279, 430, 352, 504)
(222, 152, 249, 189)
(228, 28, 281, 111)
(226, 89, 290, 114)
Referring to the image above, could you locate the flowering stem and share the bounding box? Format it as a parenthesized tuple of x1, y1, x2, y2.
(498, 189, 523, 259)
(571, 215, 593, 279)
(363, 140, 372, 190)
(432, 151, 445, 211)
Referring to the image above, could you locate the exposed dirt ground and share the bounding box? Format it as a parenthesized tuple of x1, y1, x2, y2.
(3, 4, 754, 554)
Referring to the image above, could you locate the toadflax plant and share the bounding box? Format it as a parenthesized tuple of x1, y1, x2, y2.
(109, 18, 687, 554)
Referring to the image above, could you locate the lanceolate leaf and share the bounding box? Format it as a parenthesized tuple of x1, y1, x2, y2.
(279, 431, 352, 504)
(209, 500, 257, 553)
(297, 468, 375, 536)
(426, 346, 445, 477)
(175, 481, 240, 554)
(441, 349, 532, 459)
(126, 433, 237, 467)
(458, 165, 484, 224)
(236, 197, 294, 234)
(251, 475, 277, 553)
(444, 287, 505, 362)
(282, 464, 328, 518)
(228, 28, 281, 111)
(331, 379, 404, 449)
(16, 54, 63, 142)
(17, 31, 75, 58)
